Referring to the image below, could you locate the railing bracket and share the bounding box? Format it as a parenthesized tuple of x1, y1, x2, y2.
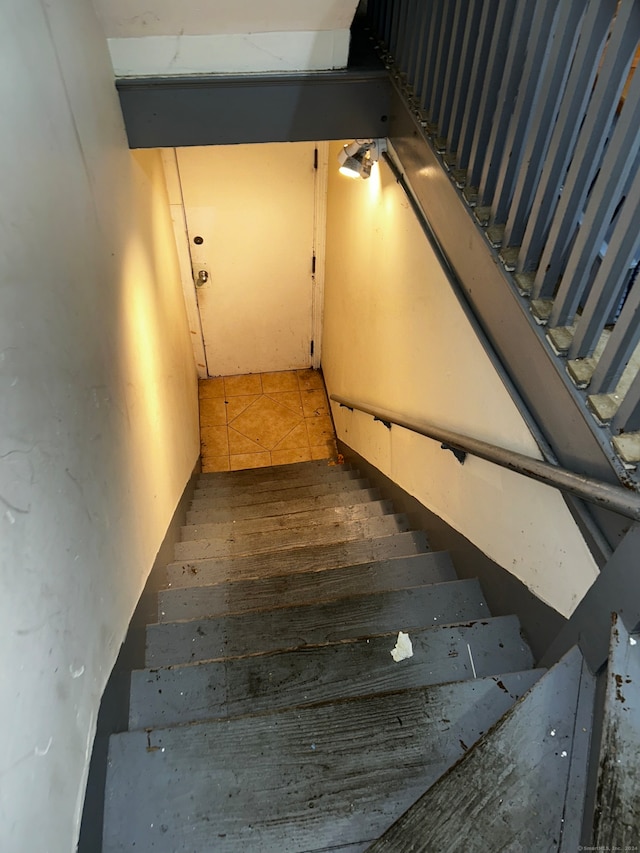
(374, 417, 392, 430)
(441, 443, 467, 465)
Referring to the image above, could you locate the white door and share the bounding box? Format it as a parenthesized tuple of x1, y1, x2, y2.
(176, 142, 318, 377)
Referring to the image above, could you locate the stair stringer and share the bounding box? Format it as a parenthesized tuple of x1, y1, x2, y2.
(590, 614, 640, 849)
(388, 87, 631, 552)
(366, 645, 595, 852)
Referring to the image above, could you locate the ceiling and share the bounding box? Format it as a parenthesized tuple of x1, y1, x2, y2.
(91, 0, 361, 76)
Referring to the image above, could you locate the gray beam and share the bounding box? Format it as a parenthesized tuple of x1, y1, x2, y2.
(116, 70, 392, 148)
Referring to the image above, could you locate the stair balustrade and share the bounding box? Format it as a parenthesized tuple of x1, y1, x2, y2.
(365, 0, 640, 470)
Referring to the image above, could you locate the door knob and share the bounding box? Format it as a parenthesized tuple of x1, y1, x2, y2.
(196, 270, 209, 287)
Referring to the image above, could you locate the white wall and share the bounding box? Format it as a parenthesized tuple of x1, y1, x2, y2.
(92, 0, 359, 36)
(92, 0, 359, 76)
(0, 2, 200, 850)
(323, 143, 599, 619)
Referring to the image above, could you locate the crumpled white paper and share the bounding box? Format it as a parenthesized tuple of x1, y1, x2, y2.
(390, 631, 413, 662)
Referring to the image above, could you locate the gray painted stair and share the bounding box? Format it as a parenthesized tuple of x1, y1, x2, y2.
(186, 485, 381, 524)
(166, 530, 431, 587)
(189, 478, 373, 511)
(173, 513, 411, 561)
(102, 459, 548, 851)
(365, 646, 594, 852)
(193, 467, 360, 498)
(145, 580, 491, 666)
(104, 672, 542, 853)
(130, 616, 533, 728)
(180, 499, 394, 541)
(157, 552, 457, 621)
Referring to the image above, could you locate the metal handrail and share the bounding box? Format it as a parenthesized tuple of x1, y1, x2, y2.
(330, 394, 640, 522)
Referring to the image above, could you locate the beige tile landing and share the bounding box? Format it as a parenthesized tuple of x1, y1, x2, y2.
(198, 370, 338, 472)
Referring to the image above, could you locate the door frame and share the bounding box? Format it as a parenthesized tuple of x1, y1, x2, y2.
(162, 143, 328, 377)
(311, 141, 329, 370)
(161, 148, 209, 378)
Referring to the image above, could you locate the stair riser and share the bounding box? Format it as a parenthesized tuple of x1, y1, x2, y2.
(145, 580, 490, 667)
(193, 469, 359, 499)
(157, 553, 457, 622)
(166, 531, 430, 588)
(131, 617, 534, 729)
(186, 486, 380, 524)
(197, 459, 349, 483)
(189, 478, 371, 510)
(173, 514, 411, 561)
(180, 500, 394, 542)
(104, 672, 542, 853)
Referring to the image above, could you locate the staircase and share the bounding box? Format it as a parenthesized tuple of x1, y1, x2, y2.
(102, 459, 606, 851)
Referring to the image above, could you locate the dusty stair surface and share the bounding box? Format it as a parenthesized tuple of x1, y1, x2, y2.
(366, 645, 595, 852)
(102, 459, 543, 852)
(367, 615, 640, 852)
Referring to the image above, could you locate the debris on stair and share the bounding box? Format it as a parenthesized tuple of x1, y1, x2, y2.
(391, 631, 414, 662)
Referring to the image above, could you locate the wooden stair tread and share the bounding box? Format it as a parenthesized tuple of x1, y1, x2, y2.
(104, 671, 542, 853)
(186, 486, 381, 524)
(166, 531, 431, 587)
(180, 500, 394, 541)
(157, 552, 457, 621)
(102, 458, 551, 851)
(145, 580, 490, 666)
(131, 616, 534, 729)
(366, 647, 591, 852)
(173, 514, 410, 560)
(190, 477, 372, 510)
(194, 468, 360, 499)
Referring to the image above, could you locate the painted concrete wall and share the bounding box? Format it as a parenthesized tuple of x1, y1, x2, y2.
(0, 2, 199, 850)
(92, 0, 359, 75)
(92, 0, 359, 36)
(323, 143, 599, 619)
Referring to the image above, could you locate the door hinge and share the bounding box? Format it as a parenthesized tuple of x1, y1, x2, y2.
(310, 340, 315, 357)
(312, 253, 316, 275)
(313, 147, 318, 170)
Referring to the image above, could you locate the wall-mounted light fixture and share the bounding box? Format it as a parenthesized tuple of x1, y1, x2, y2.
(337, 139, 387, 180)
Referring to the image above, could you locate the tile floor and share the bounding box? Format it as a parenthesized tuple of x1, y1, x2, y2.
(199, 369, 338, 472)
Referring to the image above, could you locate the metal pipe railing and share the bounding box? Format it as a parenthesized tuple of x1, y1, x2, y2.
(330, 394, 640, 522)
